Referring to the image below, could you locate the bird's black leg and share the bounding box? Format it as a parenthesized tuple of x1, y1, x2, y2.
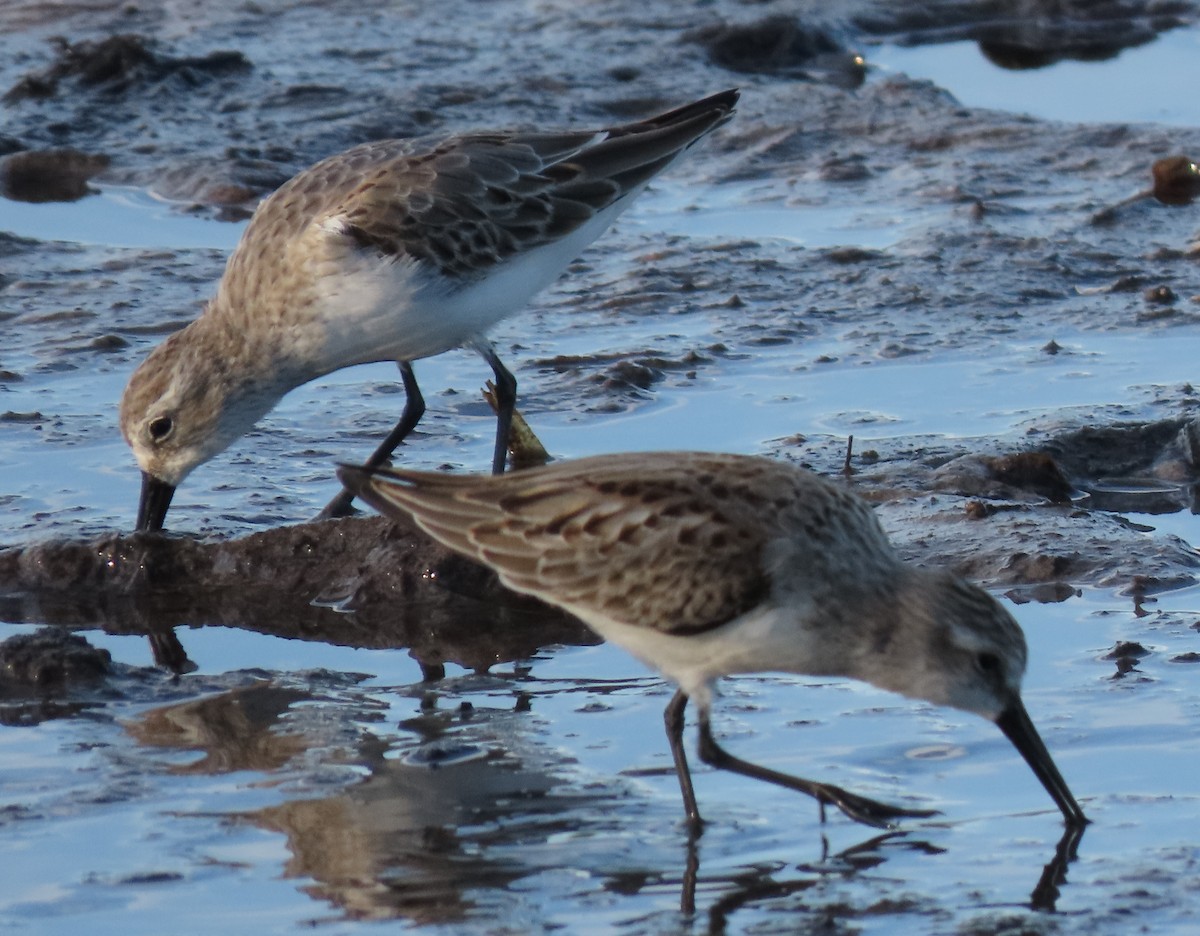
(478, 342, 516, 476)
(694, 708, 938, 830)
(664, 690, 704, 832)
(680, 832, 700, 917)
(317, 361, 426, 519)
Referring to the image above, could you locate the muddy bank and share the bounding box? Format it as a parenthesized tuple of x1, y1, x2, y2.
(1, 1, 1197, 209)
(0, 515, 593, 677)
(3, 0, 1198, 380)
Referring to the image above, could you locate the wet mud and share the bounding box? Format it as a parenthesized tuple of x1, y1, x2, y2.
(0, 515, 592, 679)
(3, 0, 1200, 932)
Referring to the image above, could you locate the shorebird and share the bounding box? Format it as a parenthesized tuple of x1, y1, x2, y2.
(338, 451, 1087, 830)
(120, 90, 739, 531)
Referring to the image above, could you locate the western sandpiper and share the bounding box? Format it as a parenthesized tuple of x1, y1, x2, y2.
(338, 451, 1087, 830)
(120, 90, 739, 530)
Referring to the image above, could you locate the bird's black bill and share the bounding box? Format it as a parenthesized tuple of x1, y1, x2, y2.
(996, 700, 1087, 825)
(136, 472, 176, 532)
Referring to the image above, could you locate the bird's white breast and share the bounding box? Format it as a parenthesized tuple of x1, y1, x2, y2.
(307, 200, 631, 371)
(568, 596, 827, 711)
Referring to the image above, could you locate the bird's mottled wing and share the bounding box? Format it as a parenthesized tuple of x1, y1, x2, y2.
(317, 131, 600, 278)
(339, 450, 777, 635)
(218, 90, 736, 303)
(308, 89, 738, 278)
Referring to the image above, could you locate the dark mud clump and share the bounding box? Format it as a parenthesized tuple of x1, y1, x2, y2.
(0, 627, 111, 690)
(0, 147, 110, 202)
(0, 628, 118, 726)
(2, 34, 250, 103)
(981, 452, 1074, 504)
(1152, 155, 1200, 206)
(687, 17, 867, 87)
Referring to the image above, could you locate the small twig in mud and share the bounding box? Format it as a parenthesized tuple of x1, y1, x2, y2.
(483, 381, 551, 470)
(1090, 154, 1198, 224)
(842, 435, 855, 477)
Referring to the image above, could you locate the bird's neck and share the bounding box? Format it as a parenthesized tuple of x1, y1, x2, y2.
(776, 552, 933, 676)
(837, 566, 947, 699)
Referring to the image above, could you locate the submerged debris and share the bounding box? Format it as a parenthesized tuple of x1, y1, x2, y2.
(1091, 153, 1200, 224)
(1152, 155, 1200, 207)
(0, 628, 110, 690)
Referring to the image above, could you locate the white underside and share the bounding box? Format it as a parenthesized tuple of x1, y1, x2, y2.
(568, 598, 824, 713)
(308, 198, 632, 372)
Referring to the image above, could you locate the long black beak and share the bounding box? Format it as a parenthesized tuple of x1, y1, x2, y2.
(136, 471, 176, 532)
(996, 699, 1088, 825)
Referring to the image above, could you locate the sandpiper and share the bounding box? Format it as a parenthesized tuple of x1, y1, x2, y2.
(120, 90, 739, 531)
(338, 451, 1087, 830)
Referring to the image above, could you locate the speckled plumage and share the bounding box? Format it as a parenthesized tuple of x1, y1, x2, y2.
(340, 451, 1087, 830)
(120, 91, 739, 530)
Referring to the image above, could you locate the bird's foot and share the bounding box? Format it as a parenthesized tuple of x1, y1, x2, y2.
(817, 783, 939, 830)
(314, 489, 360, 520)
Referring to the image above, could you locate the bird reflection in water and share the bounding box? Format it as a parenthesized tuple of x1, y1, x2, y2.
(125, 682, 1086, 925)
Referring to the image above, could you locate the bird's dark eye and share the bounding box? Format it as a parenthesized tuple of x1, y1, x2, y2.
(147, 415, 174, 442)
(976, 652, 1001, 674)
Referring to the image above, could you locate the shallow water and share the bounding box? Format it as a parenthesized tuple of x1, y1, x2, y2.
(1, 186, 241, 250)
(872, 26, 1200, 127)
(3, 4, 1200, 934)
(3, 590, 1199, 933)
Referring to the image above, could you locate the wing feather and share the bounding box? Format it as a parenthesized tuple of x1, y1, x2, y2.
(339, 450, 783, 636)
(303, 90, 737, 278)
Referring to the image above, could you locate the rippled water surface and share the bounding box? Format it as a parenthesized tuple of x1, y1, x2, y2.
(2, 589, 1199, 933)
(872, 26, 1200, 127)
